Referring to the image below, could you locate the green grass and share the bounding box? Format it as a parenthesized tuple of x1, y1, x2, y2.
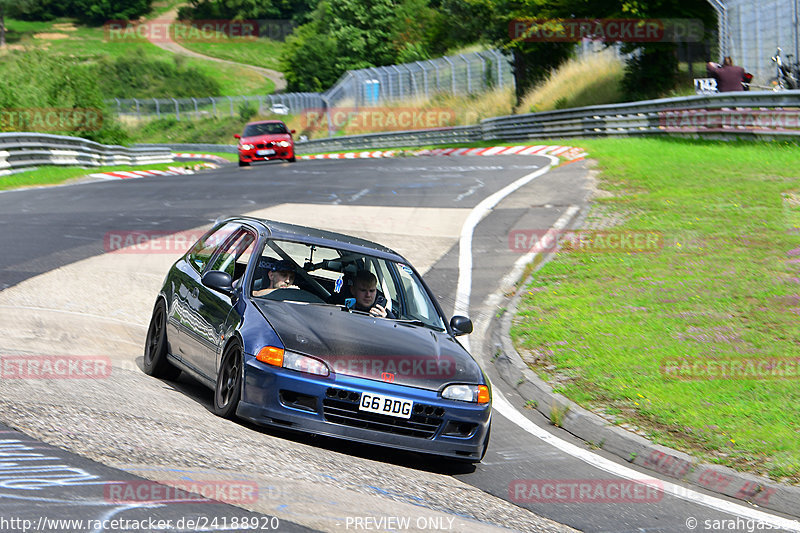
(511, 137, 800, 482)
(173, 29, 285, 71)
(0, 162, 206, 191)
(2, 17, 274, 96)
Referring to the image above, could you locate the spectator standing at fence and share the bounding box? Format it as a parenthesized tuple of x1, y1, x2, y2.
(706, 57, 748, 92)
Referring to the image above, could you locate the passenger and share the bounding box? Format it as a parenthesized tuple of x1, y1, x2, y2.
(347, 270, 395, 318)
(252, 259, 297, 296)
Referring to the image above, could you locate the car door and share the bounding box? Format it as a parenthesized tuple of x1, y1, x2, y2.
(179, 227, 257, 381)
(168, 222, 240, 378)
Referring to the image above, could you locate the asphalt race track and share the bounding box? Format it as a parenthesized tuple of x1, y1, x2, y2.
(0, 156, 798, 532)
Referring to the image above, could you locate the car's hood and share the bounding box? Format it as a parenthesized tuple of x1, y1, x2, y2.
(253, 300, 483, 390)
(241, 133, 292, 143)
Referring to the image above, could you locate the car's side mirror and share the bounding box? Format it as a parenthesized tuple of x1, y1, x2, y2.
(234, 134, 241, 139)
(290, 129, 296, 135)
(450, 315, 473, 336)
(202, 270, 234, 296)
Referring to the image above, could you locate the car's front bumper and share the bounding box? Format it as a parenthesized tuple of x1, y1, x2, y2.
(238, 147, 294, 163)
(238, 356, 491, 461)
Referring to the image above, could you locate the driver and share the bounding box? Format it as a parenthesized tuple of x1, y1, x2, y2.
(346, 270, 395, 318)
(253, 259, 297, 296)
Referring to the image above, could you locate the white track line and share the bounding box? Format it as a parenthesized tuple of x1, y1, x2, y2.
(493, 391, 800, 530)
(456, 155, 800, 530)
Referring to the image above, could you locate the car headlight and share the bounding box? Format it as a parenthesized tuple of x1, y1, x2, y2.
(240, 144, 254, 150)
(256, 346, 329, 376)
(277, 141, 291, 148)
(442, 384, 490, 404)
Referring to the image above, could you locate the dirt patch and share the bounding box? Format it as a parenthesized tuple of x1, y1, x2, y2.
(51, 23, 77, 32)
(34, 33, 70, 40)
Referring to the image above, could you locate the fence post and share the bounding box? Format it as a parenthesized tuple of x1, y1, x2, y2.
(460, 54, 472, 94)
(475, 52, 487, 91)
(442, 56, 456, 94)
(191, 97, 198, 119)
(153, 98, 160, 119)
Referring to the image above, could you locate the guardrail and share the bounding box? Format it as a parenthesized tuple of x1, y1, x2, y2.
(285, 90, 800, 153)
(0, 133, 173, 176)
(7, 91, 799, 174)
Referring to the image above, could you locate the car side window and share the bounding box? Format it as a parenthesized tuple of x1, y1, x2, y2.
(187, 222, 240, 273)
(209, 230, 256, 282)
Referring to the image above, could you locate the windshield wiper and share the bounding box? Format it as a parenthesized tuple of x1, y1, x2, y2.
(394, 319, 445, 331)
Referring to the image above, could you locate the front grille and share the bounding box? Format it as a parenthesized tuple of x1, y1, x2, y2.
(322, 387, 444, 439)
(255, 142, 275, 149)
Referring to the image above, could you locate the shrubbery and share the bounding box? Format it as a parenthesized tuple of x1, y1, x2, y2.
(0, 50, 127, 144)
(9, 0, 152, 25)
(94, 49, 222, 99)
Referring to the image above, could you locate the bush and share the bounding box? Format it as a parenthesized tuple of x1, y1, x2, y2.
(95, 49, 222, 99)
(238, 101, 257, 121)
(0, 50, 129, 144)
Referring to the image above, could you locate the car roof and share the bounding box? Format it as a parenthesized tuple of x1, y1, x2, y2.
(225, 216, 407, 262)
(245, 120, 286, 125)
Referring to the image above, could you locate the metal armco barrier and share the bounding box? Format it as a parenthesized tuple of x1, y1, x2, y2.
(8, 91, 799, 174)
(0, 133, 173, 176)
(288, 90, 800, 154)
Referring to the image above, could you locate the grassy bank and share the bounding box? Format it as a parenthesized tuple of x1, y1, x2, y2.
(511, 138, 800, 482)
(2, 17, 274, 96)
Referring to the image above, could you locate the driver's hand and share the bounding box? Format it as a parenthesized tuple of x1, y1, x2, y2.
(370, 304, 387, 318)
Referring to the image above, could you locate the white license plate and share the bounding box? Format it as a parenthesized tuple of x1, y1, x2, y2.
(359, 392, 413, 419)
(257, 149, 275, 156)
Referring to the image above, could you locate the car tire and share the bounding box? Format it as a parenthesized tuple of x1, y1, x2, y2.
(213, 340, 243, 418)
(143, 300, 181, 380)
(239, 160, 250, 167)
(288, 155, 296, 163)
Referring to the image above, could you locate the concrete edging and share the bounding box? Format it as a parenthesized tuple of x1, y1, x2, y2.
(490, 260, 800, 518)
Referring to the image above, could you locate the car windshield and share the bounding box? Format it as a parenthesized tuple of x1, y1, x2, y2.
(243, 123, 288, 136)
(251, 239, 446, 331)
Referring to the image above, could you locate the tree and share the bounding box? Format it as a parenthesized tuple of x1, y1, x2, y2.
(534, 0, 717, 100)
(281, 0, 407, 92)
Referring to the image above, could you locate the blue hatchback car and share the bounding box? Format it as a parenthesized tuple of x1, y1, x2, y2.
(143, 216, 492, 462)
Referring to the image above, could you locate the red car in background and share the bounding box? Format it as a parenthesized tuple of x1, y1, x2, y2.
(235, 120, 296, 167)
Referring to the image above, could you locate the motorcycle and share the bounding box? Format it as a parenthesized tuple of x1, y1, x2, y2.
(770, 47, 799, 90)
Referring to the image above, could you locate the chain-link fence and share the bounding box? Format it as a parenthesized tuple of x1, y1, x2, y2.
(712, 0, 800, 85)
(107, 50, 514, 122)
(323, 50, 513, 107)
(109, 93, 324, 121)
